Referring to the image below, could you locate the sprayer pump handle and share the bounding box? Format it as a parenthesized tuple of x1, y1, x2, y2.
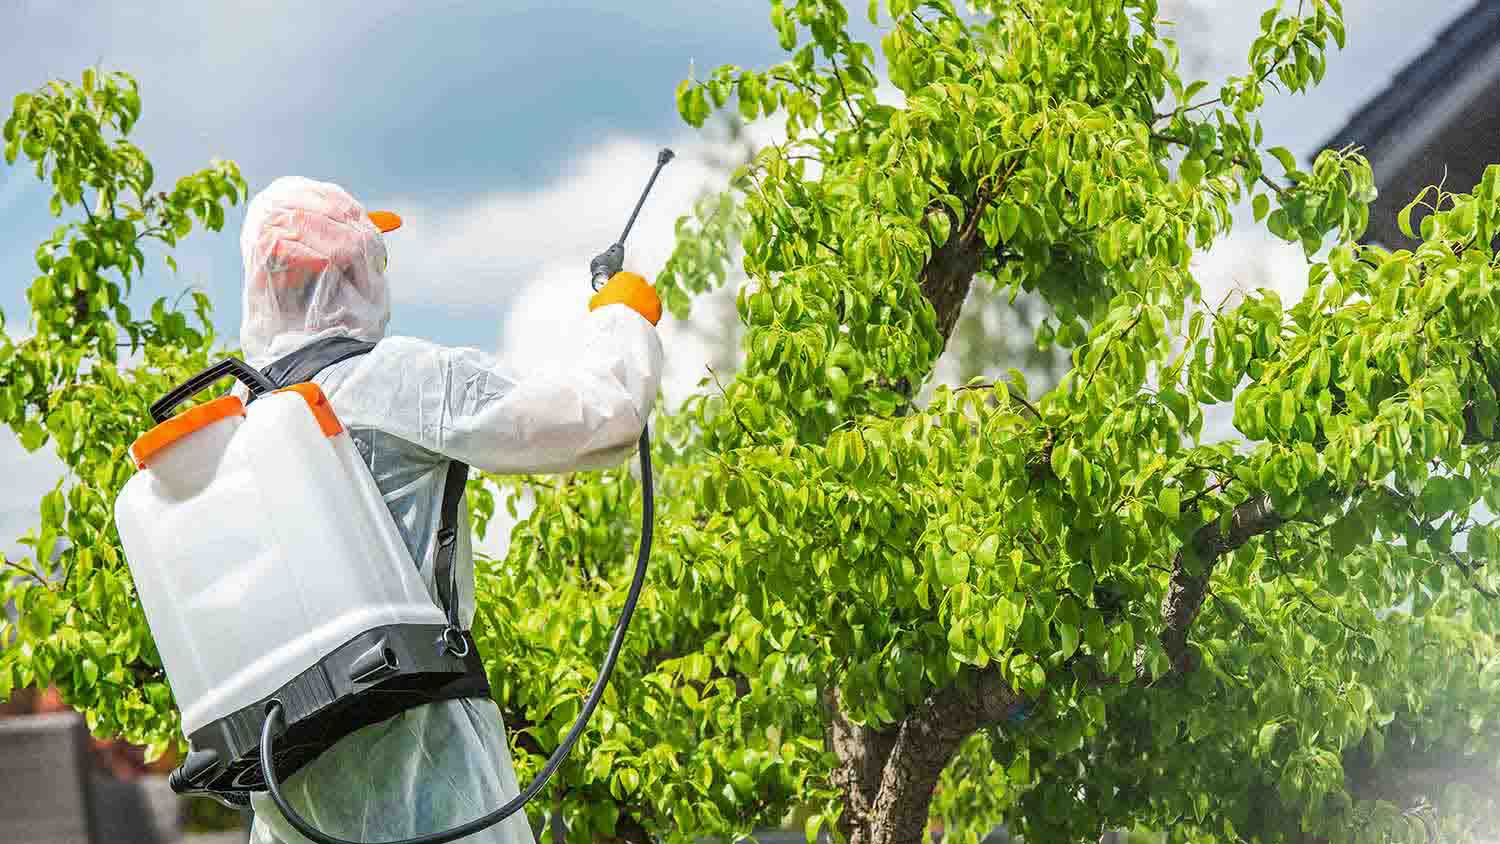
(149, 357, 278, 424)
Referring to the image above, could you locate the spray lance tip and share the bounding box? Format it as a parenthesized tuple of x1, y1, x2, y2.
(658, 148, 675, 165)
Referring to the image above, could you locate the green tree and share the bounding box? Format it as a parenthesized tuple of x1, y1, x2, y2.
(5, 4, 1500, 844)
(0, 69, 243, 757)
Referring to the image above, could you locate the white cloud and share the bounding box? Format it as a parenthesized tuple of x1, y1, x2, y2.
(437, 117, 786, 397)
(464, 130, 759, 559)
(374, 132, 728, 309)
(1190, 225, 1311, 308)
(380, 138, 677, 306)
(451, 118, 793, 557)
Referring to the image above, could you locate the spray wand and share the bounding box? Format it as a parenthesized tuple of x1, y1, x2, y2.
(591, 147, 676, 291)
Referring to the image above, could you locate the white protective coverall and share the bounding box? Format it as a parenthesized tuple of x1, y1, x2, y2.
(237, 176, 664, 844)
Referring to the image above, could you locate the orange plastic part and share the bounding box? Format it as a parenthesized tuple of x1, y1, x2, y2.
(368, 210, 402, 233)
(274, 383, 344, 436)
(588, 271, 662, 325)
(131, 396, 246, 469)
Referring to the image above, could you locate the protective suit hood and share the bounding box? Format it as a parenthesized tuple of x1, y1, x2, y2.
(240, 176, 391, 365)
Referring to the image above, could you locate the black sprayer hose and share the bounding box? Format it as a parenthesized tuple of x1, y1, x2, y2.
(260, 426, 655, 844)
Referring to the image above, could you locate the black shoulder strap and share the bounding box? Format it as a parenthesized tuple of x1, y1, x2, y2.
(261, 335, 379, 389)
(434, 458, 469, 633)
(261, 335, 471, 635)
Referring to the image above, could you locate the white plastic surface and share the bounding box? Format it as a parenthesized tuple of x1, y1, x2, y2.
(115, 391, 444, 736)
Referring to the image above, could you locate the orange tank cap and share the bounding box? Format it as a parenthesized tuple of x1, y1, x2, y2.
(274, 383, 343, 436)
(130, 396, 245, 469)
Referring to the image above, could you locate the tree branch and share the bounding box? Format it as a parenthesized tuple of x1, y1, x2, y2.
(1150, 131, 1288, 197)
(1345, 729, 1500, 814)
(611, 809, 654, 844)
(1153, 94, 1224, 123)
(918, 202, 985, 344)
(828, 55, 866, 133)
(1, 556, 51, 587)
(864, 666, 1027, 844)
(1152, 494, 1284, 680)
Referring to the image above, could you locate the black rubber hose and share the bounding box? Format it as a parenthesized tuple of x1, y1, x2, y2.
(260, 426, 655, 844)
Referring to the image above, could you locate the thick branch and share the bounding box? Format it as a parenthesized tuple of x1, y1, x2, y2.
(1154, 495, 1284, 679)
(864, 668, 1026, 844)
(833, 145, 1020, 844)
(1345, 728, 1500, 818)
(919, 214, 985, 344)
(611, 810, 653, 844)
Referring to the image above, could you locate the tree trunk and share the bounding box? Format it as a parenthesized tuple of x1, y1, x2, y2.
(919, 214, 985, 345)
(826, 200, 991, 844)
(829, 668, 1027, 844)
(829, 689, 898, 844)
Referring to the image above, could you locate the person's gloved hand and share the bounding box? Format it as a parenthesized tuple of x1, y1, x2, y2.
(589, 271, 662, 326)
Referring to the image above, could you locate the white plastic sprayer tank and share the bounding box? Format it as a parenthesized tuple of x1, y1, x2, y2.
(115, 386, 444, 737)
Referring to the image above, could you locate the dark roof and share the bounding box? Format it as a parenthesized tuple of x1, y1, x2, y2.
(1321, 0, 1500, 154)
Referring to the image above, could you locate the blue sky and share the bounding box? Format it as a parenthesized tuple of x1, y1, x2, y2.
(0, 0, 1480, 555)
(0, 0, 802, 349)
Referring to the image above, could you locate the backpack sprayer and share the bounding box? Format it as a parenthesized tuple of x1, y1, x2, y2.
(114, 149, 674, 844)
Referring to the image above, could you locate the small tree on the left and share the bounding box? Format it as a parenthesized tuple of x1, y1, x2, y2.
(0, 69, 246, 762)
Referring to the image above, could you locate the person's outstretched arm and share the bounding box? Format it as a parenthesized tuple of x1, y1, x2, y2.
(331, 273, 665, 475)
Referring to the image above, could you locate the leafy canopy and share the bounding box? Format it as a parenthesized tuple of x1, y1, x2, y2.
(4, 3, 1500, 844)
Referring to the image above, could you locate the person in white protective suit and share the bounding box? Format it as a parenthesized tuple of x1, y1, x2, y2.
(236, 176, 665, 844)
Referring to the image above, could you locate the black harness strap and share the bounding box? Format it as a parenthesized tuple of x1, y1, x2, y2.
(260, 336, 471, 636)
(260, 335, 378, 388)
(434, 456, 470, 634)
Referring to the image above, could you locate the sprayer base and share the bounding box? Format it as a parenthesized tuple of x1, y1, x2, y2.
(169, 622, 489, 798)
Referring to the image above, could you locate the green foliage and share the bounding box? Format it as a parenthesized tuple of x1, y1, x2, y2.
(538, 0, 1494, 841)
(7, 3, 1500, 844)
(0, 69, 244, 758)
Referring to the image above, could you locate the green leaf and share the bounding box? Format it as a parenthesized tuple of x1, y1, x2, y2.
(975, 534, 999, 568)
(936, 550, 970, 588)
(1067, 565, 1094, 600)
(1398, 186, 1431, 239)
(1180, 158, 1205, 186)
(1266, 208, 1291, 241)
(18, 421, 47, 452)
(1158, 487, 1180, 518)
(1257, 722, 1280, 756)
(1253, 193, 1270, 222)
(1082, 695, 1105, 727)
(806, 812, 826, 844)
(998, 203, 1021, 241)
(1058, 622, 1079, 659)
(1007, 367, 1028, 399)
(1268, 147, 1297, 173)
